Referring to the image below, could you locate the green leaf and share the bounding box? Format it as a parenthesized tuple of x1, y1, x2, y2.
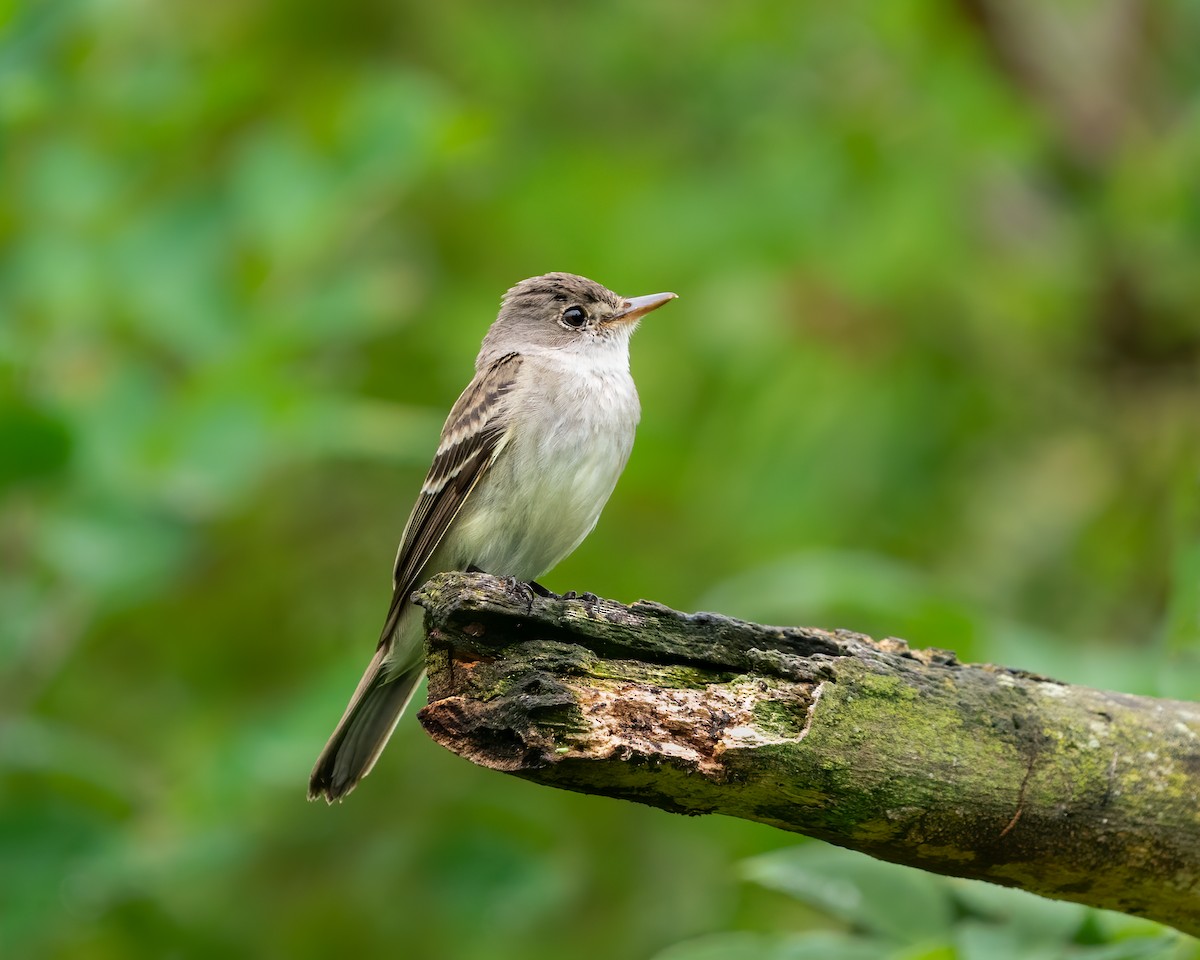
(741, 844, 956, 944)
(0, 399, 72, 489)
(653, 931, 899, 960)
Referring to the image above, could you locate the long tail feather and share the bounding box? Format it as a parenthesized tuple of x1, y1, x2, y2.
(308, 650, 425, 803)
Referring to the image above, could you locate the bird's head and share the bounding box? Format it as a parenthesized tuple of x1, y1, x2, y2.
(480, 272, 676, 362)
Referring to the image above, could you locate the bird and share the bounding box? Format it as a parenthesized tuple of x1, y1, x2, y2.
(308, 272, 677, 802)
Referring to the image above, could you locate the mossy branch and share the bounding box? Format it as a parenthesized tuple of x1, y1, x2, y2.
(413, 572, 1200, 936)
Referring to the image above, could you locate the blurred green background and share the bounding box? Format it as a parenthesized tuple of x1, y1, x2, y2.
(2, 0, 1198, 957)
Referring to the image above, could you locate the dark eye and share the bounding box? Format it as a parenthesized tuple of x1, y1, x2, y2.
(562, 306, 587, 328)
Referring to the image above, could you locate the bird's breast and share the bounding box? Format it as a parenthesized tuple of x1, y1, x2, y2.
(451, 363, 640, 579)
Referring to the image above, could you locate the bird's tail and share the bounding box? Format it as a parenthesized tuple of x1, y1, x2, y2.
(307, 648, 425, 803)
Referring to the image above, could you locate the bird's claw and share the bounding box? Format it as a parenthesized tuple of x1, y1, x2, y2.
(561, 590, 598, 601)
(502, 576, 538, 613)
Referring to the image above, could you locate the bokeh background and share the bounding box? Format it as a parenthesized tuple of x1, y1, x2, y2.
(3, 1, 1198, 957)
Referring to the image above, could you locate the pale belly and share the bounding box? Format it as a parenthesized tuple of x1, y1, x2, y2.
(439, 368, 639, 579)
(383, 355, 640, 669)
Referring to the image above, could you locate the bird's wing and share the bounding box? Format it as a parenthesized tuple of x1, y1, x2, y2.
(375, 351, 523, 648)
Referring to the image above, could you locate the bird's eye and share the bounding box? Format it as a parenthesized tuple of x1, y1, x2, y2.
(562, 306, 587, 328)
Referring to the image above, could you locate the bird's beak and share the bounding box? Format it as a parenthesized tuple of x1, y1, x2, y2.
(607, 291, 678, 326)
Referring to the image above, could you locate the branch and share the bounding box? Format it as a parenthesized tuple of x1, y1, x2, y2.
(414, 573, 1200, 935)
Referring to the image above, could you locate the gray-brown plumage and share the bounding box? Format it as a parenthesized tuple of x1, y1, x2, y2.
(308, 273, 676, 802)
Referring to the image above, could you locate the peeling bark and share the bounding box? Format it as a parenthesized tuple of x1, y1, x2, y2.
(414, 573, 1200, 936)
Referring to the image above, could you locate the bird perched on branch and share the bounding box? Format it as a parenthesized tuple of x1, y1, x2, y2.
(308, 272, 677, 802)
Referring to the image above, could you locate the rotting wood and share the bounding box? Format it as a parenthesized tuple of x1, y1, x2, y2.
(414, 572, 1200, 936)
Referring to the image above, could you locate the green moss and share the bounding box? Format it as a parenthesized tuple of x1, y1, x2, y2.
(852, 671, 919, 702)
(589, 659, 728, 689)
(752, 696, 811, 740)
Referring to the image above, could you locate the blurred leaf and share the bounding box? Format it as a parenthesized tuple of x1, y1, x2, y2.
(741, 843, 955, 944)
(1071, 939, 1193, 960)
(0, 398, 72, 489)
(652, 931, 897, 960)
(37, 504, 190, 598)
(949, 879, 1087, 942)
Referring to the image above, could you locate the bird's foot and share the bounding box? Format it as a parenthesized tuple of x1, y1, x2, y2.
(560, 590, 599, 603)
(501, 576, 540, 613)
(467, 566, 552, 599)
(562, 590, 602, 617)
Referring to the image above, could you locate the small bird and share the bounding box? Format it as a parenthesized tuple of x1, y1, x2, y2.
(308, 273, 677, 802)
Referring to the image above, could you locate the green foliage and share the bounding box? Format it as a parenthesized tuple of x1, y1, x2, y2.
(1, 0, 1197, 957)
(659, 844, 1193, 960)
